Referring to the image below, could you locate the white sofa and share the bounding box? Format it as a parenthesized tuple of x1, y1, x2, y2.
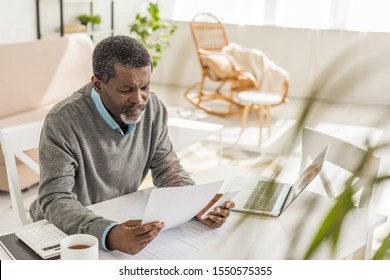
(0, 34, 94, 191)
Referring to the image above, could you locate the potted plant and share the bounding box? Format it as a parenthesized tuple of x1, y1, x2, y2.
(76, 14, 90, 26)
(130, 2, 178, 68)
(76, 14, 101, 30)
(89, 15, 101, 26)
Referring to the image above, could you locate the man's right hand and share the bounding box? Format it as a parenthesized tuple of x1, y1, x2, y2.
(106, 220, 165, 255)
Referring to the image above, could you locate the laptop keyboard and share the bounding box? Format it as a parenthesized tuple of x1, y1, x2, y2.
(244, 180, 286, 212)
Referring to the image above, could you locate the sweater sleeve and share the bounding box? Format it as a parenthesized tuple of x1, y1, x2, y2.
(149, 98, 195, 188)
(34, 114, 115, 249)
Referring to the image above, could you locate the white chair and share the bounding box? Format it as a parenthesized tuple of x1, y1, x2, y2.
(0, 121, 44, 225)
(300, 126, 380, 209)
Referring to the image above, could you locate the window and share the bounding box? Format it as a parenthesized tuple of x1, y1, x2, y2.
(162, 0, 390, 33)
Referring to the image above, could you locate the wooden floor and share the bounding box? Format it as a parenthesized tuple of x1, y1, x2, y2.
(1, 83, 389, 258)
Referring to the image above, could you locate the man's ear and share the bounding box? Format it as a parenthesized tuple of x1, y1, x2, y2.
(91, 76, 102, 93)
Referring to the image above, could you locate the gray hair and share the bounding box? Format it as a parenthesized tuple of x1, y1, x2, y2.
(92, 35, 151, 83)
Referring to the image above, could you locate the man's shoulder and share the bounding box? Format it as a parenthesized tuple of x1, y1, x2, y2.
(48, 83, 92, 116)
(147, 91, 166, 112)
(148, 91, 159, 103)
(144, 91, 168, 121)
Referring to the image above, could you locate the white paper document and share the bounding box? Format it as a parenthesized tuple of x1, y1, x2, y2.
(111, 218, 236, 260)
(142, 181, 224, 230)
(113, 180, 237, 260)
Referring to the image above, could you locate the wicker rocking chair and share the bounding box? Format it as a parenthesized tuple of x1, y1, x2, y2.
(184, 13, 258, 116)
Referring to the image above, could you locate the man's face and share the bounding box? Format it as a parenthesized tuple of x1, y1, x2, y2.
(92, 64, 151, 125)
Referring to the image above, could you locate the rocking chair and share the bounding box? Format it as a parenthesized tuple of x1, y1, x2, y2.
(184, 13, 258, 116)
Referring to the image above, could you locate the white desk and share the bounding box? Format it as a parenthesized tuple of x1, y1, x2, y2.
(190, 165, 387, 259)
(0, 165, 386, 260)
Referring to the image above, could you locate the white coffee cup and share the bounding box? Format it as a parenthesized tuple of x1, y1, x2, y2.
(60, 234, 99, 260)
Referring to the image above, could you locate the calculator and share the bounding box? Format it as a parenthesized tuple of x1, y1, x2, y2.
(15, 224, 68, 259)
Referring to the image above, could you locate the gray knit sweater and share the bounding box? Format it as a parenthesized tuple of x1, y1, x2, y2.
(30, 83, 194, 247)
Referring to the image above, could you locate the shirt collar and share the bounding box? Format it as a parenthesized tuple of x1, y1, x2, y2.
(91, 88, 136, 135)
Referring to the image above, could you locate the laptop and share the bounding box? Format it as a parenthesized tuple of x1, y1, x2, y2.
(231, 145, 329, 217)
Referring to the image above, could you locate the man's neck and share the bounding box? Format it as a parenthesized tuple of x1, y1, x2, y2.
(101, 102, 127, 131)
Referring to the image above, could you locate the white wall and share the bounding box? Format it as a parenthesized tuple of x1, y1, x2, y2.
(1, 1, 390, 105)
(0, 0, 37, 44)
(0, 0, 144, 44)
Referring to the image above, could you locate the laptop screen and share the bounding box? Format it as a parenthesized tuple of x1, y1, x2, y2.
(280, 145, 328, 213)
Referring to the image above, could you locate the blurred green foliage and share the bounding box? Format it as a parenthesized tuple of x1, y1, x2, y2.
(130, 2, 178, 68)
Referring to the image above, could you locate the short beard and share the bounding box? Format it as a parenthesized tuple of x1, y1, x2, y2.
(120, 104, 145, 124)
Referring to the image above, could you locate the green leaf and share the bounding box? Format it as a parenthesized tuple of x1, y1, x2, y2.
(373, 233, 390, 260)
(129, 1, 178, 68)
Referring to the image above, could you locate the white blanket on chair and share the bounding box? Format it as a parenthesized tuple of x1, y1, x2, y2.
(222, 43, 289, 93)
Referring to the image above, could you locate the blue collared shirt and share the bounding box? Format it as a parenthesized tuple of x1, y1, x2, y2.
(91, 88, 136, 135)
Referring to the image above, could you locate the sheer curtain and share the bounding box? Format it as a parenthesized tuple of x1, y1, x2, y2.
(164, 0, 390, 33)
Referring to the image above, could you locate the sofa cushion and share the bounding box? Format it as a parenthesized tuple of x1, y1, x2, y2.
(0, 34, 93, 119)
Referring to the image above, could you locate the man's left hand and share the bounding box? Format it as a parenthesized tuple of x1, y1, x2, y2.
(196, 193, 235, 228)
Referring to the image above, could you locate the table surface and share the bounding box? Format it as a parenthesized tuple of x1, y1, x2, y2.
(168, 117, 223, 151)
(0, 164, 386, 260)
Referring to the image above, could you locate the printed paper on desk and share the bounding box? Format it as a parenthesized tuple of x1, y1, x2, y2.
(142, 180, 223, 230)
